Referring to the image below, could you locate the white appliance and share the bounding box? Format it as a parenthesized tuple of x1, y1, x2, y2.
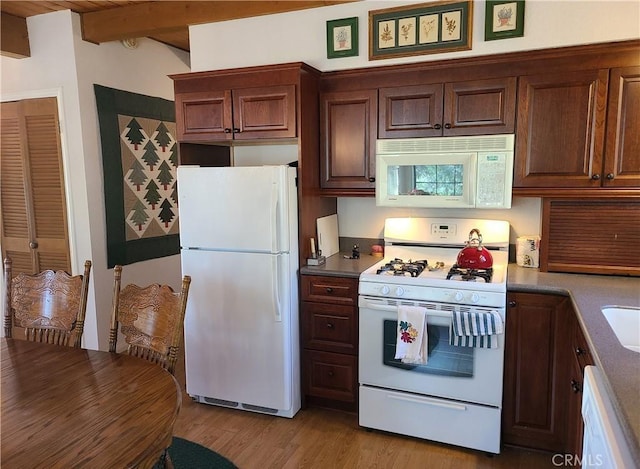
(376, 134, 515, 209)
(581, 366, 635, 468)
(177, 165, 300, 418)
(358, 217, 510, 454)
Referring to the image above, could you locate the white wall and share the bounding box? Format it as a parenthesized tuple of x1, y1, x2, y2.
(189, 0, 640, 243)
(190, 0, 640, 72)
(0, 11, 190, 350)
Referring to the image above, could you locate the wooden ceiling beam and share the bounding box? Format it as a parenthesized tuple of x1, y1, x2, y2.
(1, 12, 31, 58)
(81, 1, 355, 44)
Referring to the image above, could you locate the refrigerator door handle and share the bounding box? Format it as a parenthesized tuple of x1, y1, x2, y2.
(272, 255, 282, 322)
(271, 181, 279, 253)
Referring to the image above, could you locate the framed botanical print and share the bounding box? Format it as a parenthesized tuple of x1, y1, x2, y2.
(327, 17, 359, 59)
(485, 0, 525, 41)
(369, 1, 472, 60)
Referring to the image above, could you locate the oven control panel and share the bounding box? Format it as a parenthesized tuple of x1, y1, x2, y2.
(359, 282, 506, 308)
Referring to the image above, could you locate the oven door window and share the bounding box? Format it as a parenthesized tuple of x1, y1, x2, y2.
(383, 320, 474, 377)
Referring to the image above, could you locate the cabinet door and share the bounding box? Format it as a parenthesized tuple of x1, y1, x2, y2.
(514, 69, 608, 188)
(502, 292, 571, 452)
(603, 66, 640, 187)
(320, 90, 377, 192)
(232, 85, 296, 140)
(175, 90, 233, 142)
(378, 84, 443, 138)
(443, 77, 516, 136)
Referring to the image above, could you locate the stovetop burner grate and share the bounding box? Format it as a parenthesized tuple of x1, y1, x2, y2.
(376, 258, 429, 277)
(446, 265, 493, 283)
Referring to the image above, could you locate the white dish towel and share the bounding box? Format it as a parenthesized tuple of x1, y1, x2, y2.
(394, 305, 428, 364)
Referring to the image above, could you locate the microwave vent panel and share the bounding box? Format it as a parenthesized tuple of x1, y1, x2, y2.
(377, 135, 515, 154)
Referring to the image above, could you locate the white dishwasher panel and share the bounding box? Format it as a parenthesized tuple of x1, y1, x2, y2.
(582, 366, 635, 469)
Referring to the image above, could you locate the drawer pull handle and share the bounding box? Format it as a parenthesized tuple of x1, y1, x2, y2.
(326, 322, 334, 329)
(326, 287, 333, 293)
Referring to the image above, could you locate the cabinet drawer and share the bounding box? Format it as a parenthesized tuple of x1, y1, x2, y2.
(301, 275, 358, 305)
(302, 301, 357, 354)
(303, 350, 357, 403)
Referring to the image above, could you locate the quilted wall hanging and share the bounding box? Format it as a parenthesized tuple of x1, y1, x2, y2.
(94, 84, 180, 268)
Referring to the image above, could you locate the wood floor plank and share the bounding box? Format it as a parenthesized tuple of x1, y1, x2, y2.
(172, 355, 556, 468)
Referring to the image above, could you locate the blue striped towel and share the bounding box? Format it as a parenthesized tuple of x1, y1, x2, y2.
(449, 310, 504, 349)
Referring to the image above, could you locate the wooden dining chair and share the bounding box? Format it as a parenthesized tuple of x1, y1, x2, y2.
(3, 258, 92, 348)
(109, 265, 191, 375)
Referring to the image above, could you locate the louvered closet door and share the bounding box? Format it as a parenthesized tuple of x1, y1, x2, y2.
(1, 97, 70, 275)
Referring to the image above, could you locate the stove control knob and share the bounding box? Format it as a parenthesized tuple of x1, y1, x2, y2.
(454, 291, 464, 302)
(381, 285, 390, 295)
(471, 293, 480, 303)
(395, 287, 405, 296)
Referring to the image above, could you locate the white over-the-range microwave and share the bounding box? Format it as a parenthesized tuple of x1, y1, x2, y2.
(376, 134, 515, 209)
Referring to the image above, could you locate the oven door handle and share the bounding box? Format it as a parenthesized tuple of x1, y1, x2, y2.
(387, 393, 467, 411)
(360, 300, 453, 319)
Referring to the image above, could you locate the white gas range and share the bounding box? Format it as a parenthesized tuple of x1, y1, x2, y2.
(358, 217, 510, 454)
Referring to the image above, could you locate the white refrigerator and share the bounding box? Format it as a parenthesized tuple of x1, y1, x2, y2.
(177, 165, 300, 418)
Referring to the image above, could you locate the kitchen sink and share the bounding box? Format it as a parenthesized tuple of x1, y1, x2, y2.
(601, 306, 640, 353)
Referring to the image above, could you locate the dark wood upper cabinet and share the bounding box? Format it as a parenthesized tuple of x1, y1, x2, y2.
(378, 77, 516, 138)
(175, 85, 296, 142)
(603, 66, 640, 187)
(378, 84, 443, 138)
(320, 89, 377, 193)
(175, 90, 231, 141)
(514, 69, 609, 188)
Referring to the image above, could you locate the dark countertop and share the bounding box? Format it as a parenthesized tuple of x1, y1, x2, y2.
(300, 252, 380, 278)
(508, 265, 640, 462)
(301, 255, 640, 459)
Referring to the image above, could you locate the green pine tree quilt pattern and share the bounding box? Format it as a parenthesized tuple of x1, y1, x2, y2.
(118, 115, 179, 240)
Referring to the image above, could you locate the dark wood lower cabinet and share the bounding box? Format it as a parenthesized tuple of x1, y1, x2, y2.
(502, 292, 572, 452)
(301, 275, 359, 412)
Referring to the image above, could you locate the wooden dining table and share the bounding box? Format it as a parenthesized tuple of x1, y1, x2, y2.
(1, 337, 181, 468)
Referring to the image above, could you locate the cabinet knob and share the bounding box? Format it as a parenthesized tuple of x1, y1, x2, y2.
(29, 241, 38, 249)
(591, 174, 601, 180)
(232, 128, 241, 133)
(571, 379, 581, 393)
(368, 177, 376, 183)
(326, 322, 334, 329)
(508, 301, 516, 307)
(224, 128, 232, 133)
(444, 123, 452, 129)
(326, 287, 333, 293)
(606, 173, 614, 180)
(575, 347, 585, 356)
(433, 124, 442, 130)
(327, 370, 334, 377)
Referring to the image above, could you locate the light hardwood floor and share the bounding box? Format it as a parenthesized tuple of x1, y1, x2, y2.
(172, 356, 557, 469)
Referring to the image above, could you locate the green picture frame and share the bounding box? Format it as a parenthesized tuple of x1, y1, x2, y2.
(369, 1, 472, 61)
(327, 17, 359, 59)
(485, 0, 525, 41)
